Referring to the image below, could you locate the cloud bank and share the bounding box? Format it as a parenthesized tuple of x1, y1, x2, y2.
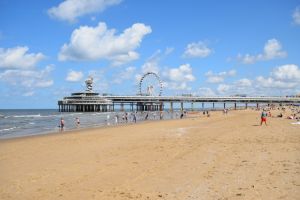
(59, 22, 152, 66)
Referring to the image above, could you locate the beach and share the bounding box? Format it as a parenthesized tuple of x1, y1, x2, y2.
(0, 109, 299, 200)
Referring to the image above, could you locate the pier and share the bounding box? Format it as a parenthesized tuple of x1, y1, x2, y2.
(58, 75, 300, 112)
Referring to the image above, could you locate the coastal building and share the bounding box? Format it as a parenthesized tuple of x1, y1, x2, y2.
(58, 77, 113, 112)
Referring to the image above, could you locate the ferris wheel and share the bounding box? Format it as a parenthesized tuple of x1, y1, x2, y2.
(139, 72, 163, 96)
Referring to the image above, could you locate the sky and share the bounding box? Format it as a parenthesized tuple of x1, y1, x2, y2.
(0, 0, 300, 109)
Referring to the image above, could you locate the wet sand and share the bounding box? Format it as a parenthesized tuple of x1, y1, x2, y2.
(0, 109, 299, 200)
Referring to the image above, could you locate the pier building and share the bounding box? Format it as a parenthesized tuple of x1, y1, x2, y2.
(58, 77, 113, 112)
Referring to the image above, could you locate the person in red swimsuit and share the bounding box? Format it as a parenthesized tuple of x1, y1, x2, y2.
(260, 110, 267, 126)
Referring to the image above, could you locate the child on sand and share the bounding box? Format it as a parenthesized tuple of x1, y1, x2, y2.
(261, 110, 267, 126)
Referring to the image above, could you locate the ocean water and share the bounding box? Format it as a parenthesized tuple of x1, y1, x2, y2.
(0, 109, 184, 139)
(0, 103, 255, 139)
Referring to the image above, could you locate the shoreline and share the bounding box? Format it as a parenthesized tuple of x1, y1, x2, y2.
(0, 109, 222, 141)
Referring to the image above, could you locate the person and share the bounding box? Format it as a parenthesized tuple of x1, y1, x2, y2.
(180, 112, 184, 119)
(115, 114, 119, 124)
(268, 111, 272, 117)
(133, 112, 137, 123)
(125, 112, 128, 123)
(60, 117, 65, 131)
(160, 111, 163, 120)
(106, 114, 110, 125)
(145, 112, 149, 120)
(75, 117, 80, 127)
(260, 110, 268, 126)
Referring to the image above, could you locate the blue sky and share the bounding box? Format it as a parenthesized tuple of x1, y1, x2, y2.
(0, 0, 300, 108)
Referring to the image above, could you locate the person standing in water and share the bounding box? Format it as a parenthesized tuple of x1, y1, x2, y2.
(60, 117, 65, 131)
(75, 117, 80, 127)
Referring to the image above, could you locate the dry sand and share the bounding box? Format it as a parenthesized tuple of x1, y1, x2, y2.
(0, 109, 299, 200)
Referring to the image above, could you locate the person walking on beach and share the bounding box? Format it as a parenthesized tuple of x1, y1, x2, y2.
(160, 111, 163, 120)
(115, 114, 119, 124)
(133, 112, 137, 123)
(106, 114, 110, 125)
(60, 117, 65, 131)
(180, 112, 184, 119)
(75, 117, 80, 127)
(125, 112, 128, 123)
(260, 109, 268, 126)
(145, 112, 149, 120)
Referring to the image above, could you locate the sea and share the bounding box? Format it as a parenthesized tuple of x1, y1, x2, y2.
(0, 109, 186, 139)
(0, 103, 256, 139)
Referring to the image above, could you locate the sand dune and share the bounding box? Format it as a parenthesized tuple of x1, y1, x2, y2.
(0, 109, 299, 200)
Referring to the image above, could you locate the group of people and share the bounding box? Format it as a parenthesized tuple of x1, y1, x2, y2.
(260, 105, 300, 126)
(58, 110, 175, 131)
(59, 117, 80, 131)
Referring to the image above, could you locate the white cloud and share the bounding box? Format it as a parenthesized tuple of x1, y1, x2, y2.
(217, 84, 231, 94)
(198, 87, 216, 96)
(113, 66, 136, 84)
(0, 46, 45, 69)
(59, 22, 151, 66)
(293, 6, 300, 25)
(205, 69, 236, 83)
(87, 69, 109, 92)
(236, 78, 252, 87)
(237, 39, 287, 64)
(256, 76, 297, 89)
(0, 65, 54, 89)
(163, 64, 195, 90)
(66, 70, 84, 82)
(255, 64, 300, 90)
(141, 50, 161, 74)
(271, 64, 300, 81)
(167, 64, 195, 82)
(48, 0, 122, 23)
(110, 51, 139, 66)
(183, 41, 212, 58)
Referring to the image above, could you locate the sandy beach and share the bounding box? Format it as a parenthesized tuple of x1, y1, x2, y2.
(0, 109, 299, 200)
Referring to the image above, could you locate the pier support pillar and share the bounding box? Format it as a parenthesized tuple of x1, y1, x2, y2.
(257, 103, 259, 109)
(246, 103, 248, 109)
(224, 103, 226, 109)
(170, 102, 173, 112)
(159, 103, 163, 111)
(191, 102, 194, 111)
(234, 103, 237, 110)
(202, 102, 204, 109)
(121, 103, 124, 112)
(181, 102, 184, 111)
(213, 102, 215, 109)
